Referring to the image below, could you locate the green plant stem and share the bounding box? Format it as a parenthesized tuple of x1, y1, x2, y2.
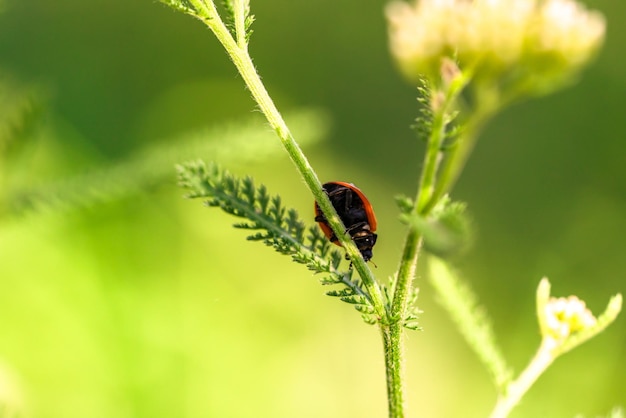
(384, 66, 474, 417)
(415, 104, 447, 213)
(382, 79, 455, 418)
(422, 86, 497, 214)
(382, 110, 439, 416)
(381, 322, 406, 418)
(232, 0, 248, 47)
(381, 232, 423, 418)
(187, 1, 388, 319)
(489, 338, 554, 418)
(394, 69, 472, 318)
(391, 84, 450, 336)
(416, 70, 468, 214)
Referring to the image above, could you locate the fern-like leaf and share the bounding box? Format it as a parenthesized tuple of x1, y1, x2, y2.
(0, 76, 43, 159)
(177, 161, 378, 323)
(244, 11, 255, 42)
(400, 195, 471, 258)
(220, 0, 254, 43)
(221, 0, 237, 39)
(413, 77, 461, 151)
(403, 285, 422, 330)
(385, 274, 422, 331)
(412, 77, 433, 143)
(159, 0, 196, 15)
(428, 256, 513, 389)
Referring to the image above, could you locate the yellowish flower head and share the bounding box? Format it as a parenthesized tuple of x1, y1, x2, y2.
(386, 0, 606, 87)
(385, 0, 456, 78)
(529, 0, 606, 67)
(543, 295, 597, 340)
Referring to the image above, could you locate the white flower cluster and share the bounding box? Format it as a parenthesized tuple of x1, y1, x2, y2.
(386, 0, 605, 85)
(543, 295, 597, 341)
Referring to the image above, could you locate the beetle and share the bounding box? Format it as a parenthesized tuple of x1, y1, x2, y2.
(314, 181, 378, 262)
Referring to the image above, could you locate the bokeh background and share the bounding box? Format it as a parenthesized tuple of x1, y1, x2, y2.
(0, 0, 624, 417)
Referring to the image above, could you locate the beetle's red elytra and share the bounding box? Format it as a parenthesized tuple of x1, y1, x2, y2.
(314, 181, 378, 262)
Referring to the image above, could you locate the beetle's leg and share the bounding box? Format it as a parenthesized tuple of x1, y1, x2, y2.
(343, 188, 353, 213)
(345, 221, 367, 235)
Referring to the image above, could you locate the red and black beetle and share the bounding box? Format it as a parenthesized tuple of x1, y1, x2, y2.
(314, 181, 378, 262)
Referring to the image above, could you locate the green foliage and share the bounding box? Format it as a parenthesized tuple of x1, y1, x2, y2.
(386, 274, 422, 331)
(413, 78, 460, 150)
(243, 5, 255, 42)
(428, 256, 512, 390)
(403, 285, 421, 330)
(394, 194, 414, 216)
(399, 195, 471, 257)
(177, 161, 381, 323)
(221, 0, 237, 38)
(423, 195, 471, 256)
(221, 0, 255, 42)
(0, 75, 43, 161)
(158, 0, 195, 16)
(160, 0, 255, 45)
(412, 78, 433, 144)
(2, 109, 328, 218)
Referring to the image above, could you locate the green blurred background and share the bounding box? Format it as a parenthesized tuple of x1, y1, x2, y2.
(0, 0, 624, 417)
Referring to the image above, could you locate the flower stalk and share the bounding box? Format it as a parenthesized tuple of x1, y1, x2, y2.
(489, 279, 622, 418)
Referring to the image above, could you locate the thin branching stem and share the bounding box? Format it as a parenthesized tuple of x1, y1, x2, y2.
(383, 66, 473, 417)
(186, 0, 388, 319)
(489, 338, 554, 418)
(233, 0, 248, 47)
(415, 94, 449, 213)
(422, 84, 495, 213)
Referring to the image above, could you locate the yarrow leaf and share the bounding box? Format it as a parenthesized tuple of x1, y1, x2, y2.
(386, 274, 422, 331)
(159, 0, 195, 15)
(400, 195, 471, 258)
(220, 0, 254, 44)
(221, 0, 237, 39)
(177, 161, 378, 323)
(428, 256, 512, 389)
(412, 77, 433, 143)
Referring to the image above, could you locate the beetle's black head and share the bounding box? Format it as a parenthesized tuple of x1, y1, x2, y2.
(353, 232, 378, 262)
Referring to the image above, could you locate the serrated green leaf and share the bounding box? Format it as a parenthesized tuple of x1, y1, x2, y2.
(354, 304, 376, 315)
(395, 194, 415, 215)
(404, 195, 472, 257)
(159, 0, 195, 15)
(340, 294, 369, 305)
(178, 162, 376, 323)
(326, 288, 354, 298)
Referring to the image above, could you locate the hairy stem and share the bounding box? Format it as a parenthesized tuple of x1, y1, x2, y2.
(233, 0, 248, 47)
(385, 65, 473, 417)
(188, 1, 388, 319)
(489, 338, 554, 418)
(415, 112, 446, 213)
(381, 322, 406, 418)
(422, 85, 497, 213)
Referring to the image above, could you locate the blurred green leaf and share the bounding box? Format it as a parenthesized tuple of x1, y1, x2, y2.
(3, 108, 330, 217)
(400, 195, 472, 257)
(0, 75, 44, 161)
